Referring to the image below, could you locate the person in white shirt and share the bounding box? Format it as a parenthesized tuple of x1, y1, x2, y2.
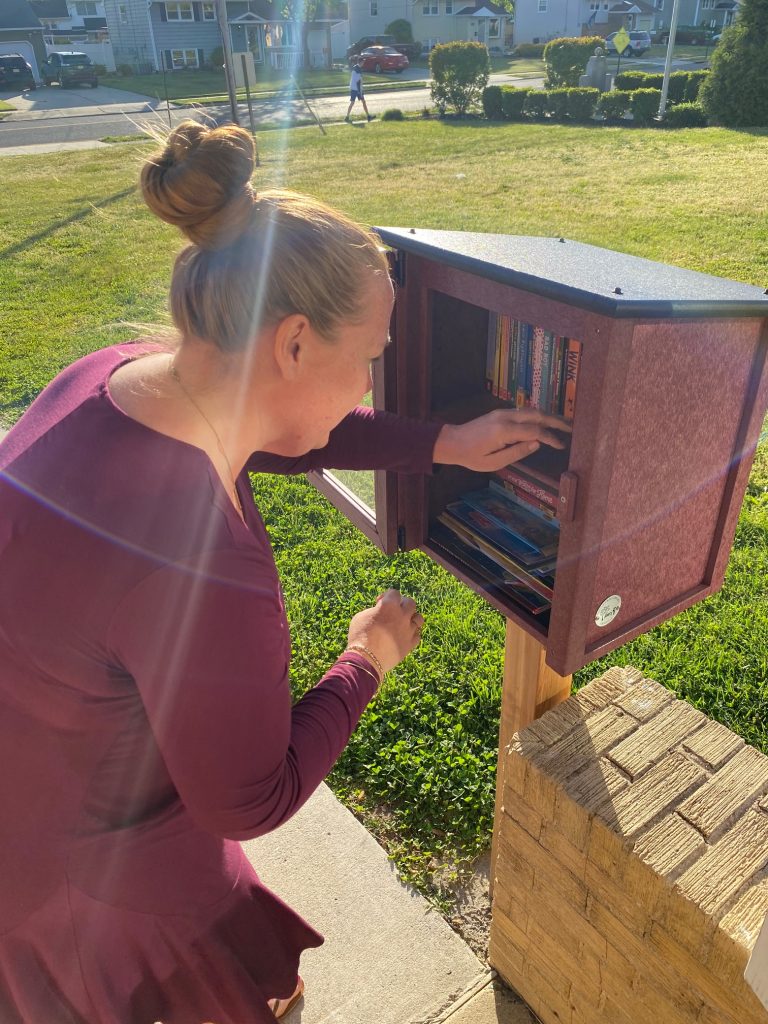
(345, 63, 373, 122)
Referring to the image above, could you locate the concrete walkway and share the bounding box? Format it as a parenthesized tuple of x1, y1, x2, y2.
(244, 783, 535, 1023)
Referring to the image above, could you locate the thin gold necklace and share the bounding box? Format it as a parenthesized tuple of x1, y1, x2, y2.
(168, 361, 245, 521)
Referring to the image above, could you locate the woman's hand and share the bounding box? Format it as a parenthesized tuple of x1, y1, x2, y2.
(432, 408, 571, 473)
(346, 589, 424, 677)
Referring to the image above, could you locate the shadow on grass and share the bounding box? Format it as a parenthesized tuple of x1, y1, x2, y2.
(0, 186, 136, 261)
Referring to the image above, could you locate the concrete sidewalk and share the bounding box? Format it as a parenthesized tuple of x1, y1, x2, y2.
(243, 784, 535, 1023)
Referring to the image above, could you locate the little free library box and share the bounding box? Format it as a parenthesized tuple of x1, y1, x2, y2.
(310, 228, 768, 684)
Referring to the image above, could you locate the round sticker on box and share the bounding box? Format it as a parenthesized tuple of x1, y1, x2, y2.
(595, 595, 621, 628)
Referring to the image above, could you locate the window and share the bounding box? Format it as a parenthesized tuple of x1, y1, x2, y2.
(370, 0, 377, 13)
(74, 1, 97, 14)
(445, 0, 452, 11)
(166, 2, 194, 20)
(488, 17, 500, 36)
(202, 2, 216, 19)
(170, 48, 199, 67)
(422, 0, 438, 13)
(589, 1, 599, 8)
(118, 3, 128, 23)
(701, 0, 714, 8)
(538, 0, 548, 11)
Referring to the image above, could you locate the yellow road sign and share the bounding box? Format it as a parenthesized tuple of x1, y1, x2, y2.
(614, 27, 631, 54)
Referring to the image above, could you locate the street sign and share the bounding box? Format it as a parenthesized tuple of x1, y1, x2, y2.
(614, 27, 631, 54)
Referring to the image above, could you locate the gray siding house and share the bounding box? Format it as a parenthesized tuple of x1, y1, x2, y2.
(103, 0, 338, 72)
(513, 0, 661, 44)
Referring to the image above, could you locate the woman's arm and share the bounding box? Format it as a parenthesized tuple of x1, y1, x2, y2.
(107, 546, 380, 841)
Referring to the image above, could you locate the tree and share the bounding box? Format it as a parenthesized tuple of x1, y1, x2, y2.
(275, 0, 323, 71)
(430, 41, 490, 116)
(699, 0, 768, 126)
(385, 19, 414, 42)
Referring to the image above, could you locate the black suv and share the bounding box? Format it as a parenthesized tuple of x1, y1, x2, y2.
(346, 35, 421, 61)
(0, 54, 36, 92)
(42, 52, 98, 88)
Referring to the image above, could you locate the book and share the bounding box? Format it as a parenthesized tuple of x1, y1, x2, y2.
(496, 464, 559, 512)
(444, 500, 547, 565)
(437, 513, 555, 599)
(460, 488, 560, 556)
(489, 478, 558, 524)
(531, 326, 545, 408)
(563, 338, 581, 421)
(430, 521, 551, 615)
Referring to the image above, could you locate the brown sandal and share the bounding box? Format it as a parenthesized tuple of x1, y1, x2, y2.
(268, 976, 304, 1019)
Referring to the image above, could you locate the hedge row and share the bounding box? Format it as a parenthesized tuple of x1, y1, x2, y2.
(482, 84, 709, 127)
(613, 69, 710, 103)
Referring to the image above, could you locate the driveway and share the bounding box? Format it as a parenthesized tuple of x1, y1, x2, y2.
(2, 83, 157, 118)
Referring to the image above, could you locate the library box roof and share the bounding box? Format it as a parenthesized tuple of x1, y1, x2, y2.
(375, 227, 768, 320)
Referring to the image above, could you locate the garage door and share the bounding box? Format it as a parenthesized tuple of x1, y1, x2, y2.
(0, 41, 40, 79)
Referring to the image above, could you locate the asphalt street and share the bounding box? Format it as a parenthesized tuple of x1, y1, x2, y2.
(0, 57, 706, 152)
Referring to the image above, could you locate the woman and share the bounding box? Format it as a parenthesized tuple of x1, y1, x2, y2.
(0, 121, 567, 1023)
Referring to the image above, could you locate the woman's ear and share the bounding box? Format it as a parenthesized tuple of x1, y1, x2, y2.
(273, 314, 311, 379)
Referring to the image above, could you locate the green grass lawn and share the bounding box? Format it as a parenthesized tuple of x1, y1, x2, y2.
(1, 122, 766, 899)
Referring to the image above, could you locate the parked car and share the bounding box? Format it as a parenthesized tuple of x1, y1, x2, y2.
(41, 52, 98, 88)
(0, 54, 36, 92)
(356, 46, 410, 74)
(346, 35, 421, 61)
(604, 30, 652, 56)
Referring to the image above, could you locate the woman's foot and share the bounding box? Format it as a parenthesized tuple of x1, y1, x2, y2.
(268, 976, 304, 1019)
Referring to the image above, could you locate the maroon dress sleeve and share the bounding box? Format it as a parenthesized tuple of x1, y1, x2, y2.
(245, 405, 442, 475)
(107, 546, 378, 841)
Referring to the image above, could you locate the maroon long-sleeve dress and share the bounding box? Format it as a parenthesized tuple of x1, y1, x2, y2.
(0, 343, 441, 1024)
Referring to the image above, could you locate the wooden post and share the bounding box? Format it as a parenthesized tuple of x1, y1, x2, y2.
(489, 618, 572, 894)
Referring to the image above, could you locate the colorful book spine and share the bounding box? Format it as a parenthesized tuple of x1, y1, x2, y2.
(563, 338, 581, 421)
(531, 327, 545, 408)
(508, 318, 519, 407)
(500, 316, 510, 400)
(552, 336, 565, 414)
(540, 330, 556, 412)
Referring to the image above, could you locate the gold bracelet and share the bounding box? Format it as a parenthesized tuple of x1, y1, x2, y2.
(345, 644, 384, 680)
(336, 658, 381, 688)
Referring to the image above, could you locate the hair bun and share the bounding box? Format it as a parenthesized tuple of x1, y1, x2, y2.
(141, 120, 256, 249)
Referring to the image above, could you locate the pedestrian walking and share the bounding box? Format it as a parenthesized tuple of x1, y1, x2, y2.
(0, 119, 569, 1023)
(345, 61, 373, 122)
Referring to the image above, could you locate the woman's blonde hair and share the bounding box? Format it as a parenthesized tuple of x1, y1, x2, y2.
(140, 120, 389, 351)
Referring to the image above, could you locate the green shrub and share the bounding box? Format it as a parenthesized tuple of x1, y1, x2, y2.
(596, 89, 631, 122)
(522, 90, 548, 118)
(661, 102, 708, 127)
(668, 70, 691, 104)
(210, 46, 224, 68)
(630, 87, 661, 125)
(500, 86, 531, 119)
(546, 87, 570, 121)
(700, 13, 768, 127)
(117, 63, 134, 76)
(512, 43, 545, 58)
(429, 41, 490, 116)
(482, 84, 504, 119)
(381, 107, 405, 120)
(567, 86, 599, 122)
(543, 35, 604, 87)
(385, 18, 414, 42)
(614, 70, 659, 91)
(92, 64, 108, 77)
(684, 69, 710, 102)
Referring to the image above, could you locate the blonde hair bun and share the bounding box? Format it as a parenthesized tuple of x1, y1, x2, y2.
(141, 119, 256, 250)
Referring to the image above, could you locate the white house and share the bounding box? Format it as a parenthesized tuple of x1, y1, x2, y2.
(29, 0, 115, 69)
(348, 0, 512, 53)
(512, 0, 660, 45)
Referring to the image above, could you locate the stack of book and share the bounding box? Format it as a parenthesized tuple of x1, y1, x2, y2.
(432, 483, 560, 619)
(485, 313, 581, 419)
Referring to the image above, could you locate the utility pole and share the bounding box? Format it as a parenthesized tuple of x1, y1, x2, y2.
(658, 0, 682, 119)
(215, 0, 241, 125)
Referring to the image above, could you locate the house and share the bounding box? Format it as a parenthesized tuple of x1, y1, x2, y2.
(29, 0, 115, 69)
(348, 0, 511, 53)
(101, 0, 341, 74)
(660, 0, 739, 32)
(513, 0, 661, 45)
(0, 0, 48, 79)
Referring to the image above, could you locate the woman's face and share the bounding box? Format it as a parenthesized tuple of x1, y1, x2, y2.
(267, 272, 394, 456)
